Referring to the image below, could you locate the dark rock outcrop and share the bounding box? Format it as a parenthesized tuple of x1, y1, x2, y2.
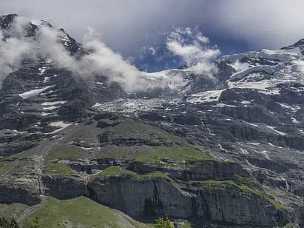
(197, 183, 287, 227)
(129, 160, 249, 181)
(42, 175, 87, 200)
(88, 175, 194, 219)
(0, 182, 40, 206)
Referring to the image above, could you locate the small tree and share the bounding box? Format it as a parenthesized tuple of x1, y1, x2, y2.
(154, 217, 174, 228)
(0, 217, 20, 228)
(30, 217, 39, 228)
(10, 218, 19, 228)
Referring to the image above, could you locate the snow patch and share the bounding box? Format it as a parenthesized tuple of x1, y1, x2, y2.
(43, 106, 58, 111)
(241, 100, 251, 105)
(42, 101, 66, 106)
(49, 121, 71, 128)
(96, 82, 104, 86)
(48, 121, 72, 134)
(228, 78, 280, 95)
(277, 103, 300, 112)
(256, 150, 270, 160)
(43, 77, 50, 83)
(19, 86, 53, 99)
(262, 48, 301, 58)
(41, 112, 51, 116)
(266, 125, 286, 136)
(240, 148, 249, 155)
(247, 122, 259, 128)
(187, 90, 223, 104)
(38, 66, 47, 75)
(213, 103, 236, 108)
(291, 117, 300, 124)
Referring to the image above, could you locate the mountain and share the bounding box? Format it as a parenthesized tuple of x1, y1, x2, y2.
(1, 14, 304, 227)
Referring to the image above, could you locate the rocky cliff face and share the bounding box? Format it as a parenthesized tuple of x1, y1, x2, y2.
(0, 14, 304, 227)
(88, 174, 287, 227)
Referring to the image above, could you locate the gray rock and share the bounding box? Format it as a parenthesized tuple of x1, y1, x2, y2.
(42, 175, 87, 199)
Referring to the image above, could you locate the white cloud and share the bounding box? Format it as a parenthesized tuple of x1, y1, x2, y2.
(79, 33, 143, 91)
(37, 26, 77, 71)
(229, 60, 250, 73)
(0, 0, 211, 54)
(0, 16, 187, 92)
(37, 27, 185, 92)
(167, 28, 220, 77)
(0, 18, 37, 87)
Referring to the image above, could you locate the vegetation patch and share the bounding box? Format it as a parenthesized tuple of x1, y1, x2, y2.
(180, 222, 192, 228)
(99, 166, 169, 181)
(96, 145, 212, 168)
(96, 145, 147, 160)
(98, 119, 188, 148)
(153, 218, 192, 228)
(105, 120, 182, 142)
(0, 160, 11, 175)
(0, 203, 28, 219)
(45, 145, 87, 175)
(283, 223, 299, 228)
(46, 145, 85, 161)
(22, 197, 149, 228)
(46, 161, 75, 176)
(154, 218, 174, 228)
(135, 146, 213, 167)
(0, 154, 25, 176)
(95, 119, 213, 167)
(199, 179, 285, 210)
(0, 217, 19, 228)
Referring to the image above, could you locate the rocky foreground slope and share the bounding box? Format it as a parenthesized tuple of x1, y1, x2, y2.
(1, 14, 304, 227)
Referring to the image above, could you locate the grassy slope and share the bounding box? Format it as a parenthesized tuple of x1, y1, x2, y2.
(0, 203, 29, 218)
(0, 154, 21, 176)
(22, 197, 150, 228)
(96, 119, 190, 159)
(99, 166, 169, 181)
(45, 119, 213, 175)
(102, 120, 213, 163)
(0, 160, 10, 175)
(45, 145, 86, 176)
(105, 120, 182, 143)
(134, 146, 212, 165)
(200, 179, 285, 210)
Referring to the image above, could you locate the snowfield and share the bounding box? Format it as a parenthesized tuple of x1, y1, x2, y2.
(93, 98, 171, 113)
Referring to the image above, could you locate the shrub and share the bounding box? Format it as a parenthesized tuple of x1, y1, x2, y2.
(154, 217, 174, 228)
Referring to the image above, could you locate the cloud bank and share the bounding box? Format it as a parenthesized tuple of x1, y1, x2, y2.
(1, 16, 220, 91)
(37, 26, 188, 92)
(1, 0, 304, 54)
(0, 16, 37, 85)
(167, 27, 220, 77)
(0, 0, 211, 55)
